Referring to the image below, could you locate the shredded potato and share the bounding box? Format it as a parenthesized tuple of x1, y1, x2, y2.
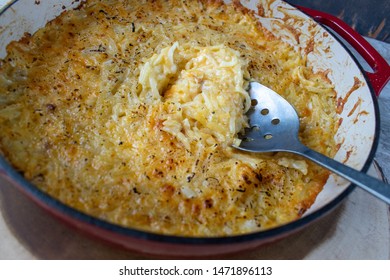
(140, 43, 250, 150)
(0, 0, 338, 236)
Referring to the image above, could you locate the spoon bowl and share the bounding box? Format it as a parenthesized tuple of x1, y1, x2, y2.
(235, 82, 390, 204)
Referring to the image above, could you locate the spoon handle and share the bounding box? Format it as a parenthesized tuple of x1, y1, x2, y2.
(294, 144, 390, 205)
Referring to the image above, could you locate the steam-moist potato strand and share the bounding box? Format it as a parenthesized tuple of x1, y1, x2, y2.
(0, 0, 338, 236)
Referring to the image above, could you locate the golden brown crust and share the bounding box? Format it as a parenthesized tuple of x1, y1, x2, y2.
(0, 0, 338, 237)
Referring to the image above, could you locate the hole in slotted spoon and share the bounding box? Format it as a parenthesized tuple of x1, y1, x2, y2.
(242, 137, 254, 142)
(251, 99, 258, 107)
(261, 108, 269, 115)
(271, 118, 280, 125)
(264, 134, 273, 140)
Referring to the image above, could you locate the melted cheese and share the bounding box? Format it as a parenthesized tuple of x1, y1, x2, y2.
(138, 43, 250, 150)
(0, 0, 339, 237)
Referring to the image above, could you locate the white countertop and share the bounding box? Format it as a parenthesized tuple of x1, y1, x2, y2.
(369, 38, 390, 182)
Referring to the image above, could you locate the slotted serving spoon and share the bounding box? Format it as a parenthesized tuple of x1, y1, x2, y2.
(234, 82, 390, 204)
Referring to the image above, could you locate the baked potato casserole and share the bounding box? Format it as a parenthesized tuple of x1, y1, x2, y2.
(0, 0, 338, 236)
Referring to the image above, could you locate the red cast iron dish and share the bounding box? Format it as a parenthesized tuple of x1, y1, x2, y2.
(0, 0, 389, 257)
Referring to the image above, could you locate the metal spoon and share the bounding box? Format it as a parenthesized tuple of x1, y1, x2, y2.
(234, 81, 390, 204)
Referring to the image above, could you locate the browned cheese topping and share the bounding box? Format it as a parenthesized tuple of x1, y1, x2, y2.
(0, 0, 338, 236)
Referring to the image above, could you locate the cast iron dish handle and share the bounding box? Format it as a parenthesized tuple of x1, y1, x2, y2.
(297, 5, 390, 97)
